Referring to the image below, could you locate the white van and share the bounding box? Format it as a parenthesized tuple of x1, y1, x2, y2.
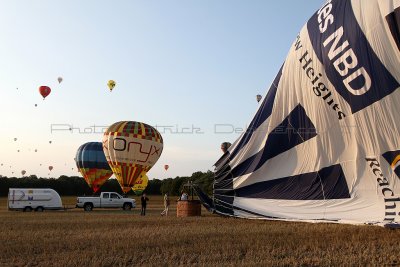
(8, 188, 63, 212)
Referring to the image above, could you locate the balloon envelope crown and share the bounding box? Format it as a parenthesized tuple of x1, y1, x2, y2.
(104, 121, 163, 143)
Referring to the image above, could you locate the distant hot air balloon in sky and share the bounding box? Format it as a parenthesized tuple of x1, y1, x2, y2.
(256, 94, 262, 103)
(39, 86, 51, 99)
(49, 166, 53, 171)
(132, 173, 149, 196)
(49, 141, 52, 144)
(21, 170, 26, 176)
(221, 142, 232, 153)
(164, 165, 169, 171)
(75, 142, 113, 193)
(13, 138, 17, 141)
(103, 121, 163, 194)
(57, 77, 63, 84)
(107, 80, 116, 92)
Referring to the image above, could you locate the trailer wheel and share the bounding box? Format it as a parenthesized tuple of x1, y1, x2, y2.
(84, 203, 93, 211)
(35, 207, 44, 212)
(123, 203, 132, 211)
(23, 206, 32, 212)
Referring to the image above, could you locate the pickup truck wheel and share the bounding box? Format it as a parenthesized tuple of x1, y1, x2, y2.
(23, 207, 32, 212)
(35, 207, 44, 212)
(84, 203, 93, 211)
(123, 203, 132, 211)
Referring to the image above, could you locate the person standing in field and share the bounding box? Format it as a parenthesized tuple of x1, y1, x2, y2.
(161, 193, 170, 216)
(141, 193, 149, 216)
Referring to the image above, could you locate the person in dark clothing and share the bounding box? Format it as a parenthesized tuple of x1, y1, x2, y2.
(141, 193, 149, 216)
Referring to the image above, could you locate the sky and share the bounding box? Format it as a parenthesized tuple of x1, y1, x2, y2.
(0, 0, 324, 179)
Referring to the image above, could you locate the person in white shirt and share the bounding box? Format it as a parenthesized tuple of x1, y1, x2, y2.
(180, 191, 188, 201)
(161, 193, 170, 216)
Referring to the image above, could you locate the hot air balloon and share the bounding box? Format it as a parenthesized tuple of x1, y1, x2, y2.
(164, 165, 169, 171)
(49, 141, 52, 144)
(39, 86, 51, 99)
(13, 138, 17, 141)
(107, 80, 116, 92)
(132, 173, 149, 195)
(103, 121, 163, 194)
(49, 166, 53, 171)
(208, 0, 400, 227)
(220, 142, 232, 153)
(21, 170, 26, 176)
(75, 142, 114, 193)
(57, 77, 63, 84)
(256, 94, 262, 103)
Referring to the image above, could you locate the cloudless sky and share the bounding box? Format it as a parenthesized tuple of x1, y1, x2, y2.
(0, 0, 324, 179)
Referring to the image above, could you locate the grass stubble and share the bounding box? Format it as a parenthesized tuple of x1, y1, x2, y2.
(0, 196, 399, 266)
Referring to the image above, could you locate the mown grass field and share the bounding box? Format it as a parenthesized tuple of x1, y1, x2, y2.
(1, 196, 400, 266)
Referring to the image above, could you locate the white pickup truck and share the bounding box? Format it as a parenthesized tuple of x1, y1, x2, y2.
(76, 192, 136, 211)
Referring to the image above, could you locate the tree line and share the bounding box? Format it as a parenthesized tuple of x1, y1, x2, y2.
(0, 171, 214, 197)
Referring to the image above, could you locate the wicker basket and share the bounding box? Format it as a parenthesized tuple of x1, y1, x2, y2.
(176, 200, 201, 217)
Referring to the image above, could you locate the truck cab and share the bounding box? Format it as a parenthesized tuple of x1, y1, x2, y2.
(101, 192, 126, 208)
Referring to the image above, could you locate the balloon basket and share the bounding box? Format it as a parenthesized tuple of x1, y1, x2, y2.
(176, 200, 201, 217)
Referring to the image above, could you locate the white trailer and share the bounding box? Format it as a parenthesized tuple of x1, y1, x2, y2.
(8, 188, 63, 212)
